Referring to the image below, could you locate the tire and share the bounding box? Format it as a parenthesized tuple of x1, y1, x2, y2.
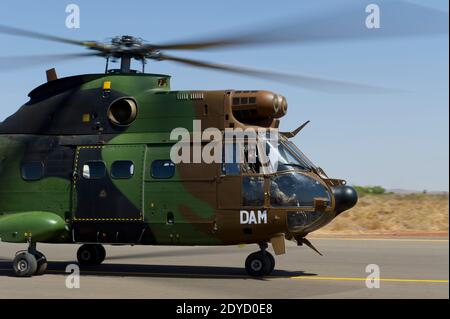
(77, 244, 99, 266)
(245, 251, 272, 277)
(13, 252, 38, 277)
(34, 251, 48, 276)
(266, 251, 275, 275)
(77, 244, 105, 266)
(94, 244, 106, 264)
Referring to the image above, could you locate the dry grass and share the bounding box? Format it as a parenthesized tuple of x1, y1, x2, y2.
(316, 193, 449, 235)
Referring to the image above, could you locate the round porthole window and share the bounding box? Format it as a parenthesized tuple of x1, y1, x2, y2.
(107, 98, 138, 126)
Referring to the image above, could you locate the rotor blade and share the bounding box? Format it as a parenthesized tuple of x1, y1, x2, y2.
(147, 0, 448, 51)
(0, 24, 105, 50)
(159, 54, 395, 93)
(0, 53, 99, 72)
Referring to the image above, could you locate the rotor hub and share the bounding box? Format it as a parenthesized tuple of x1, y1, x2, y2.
(107, 35, 147, 59)
(111, 35, 142, 48)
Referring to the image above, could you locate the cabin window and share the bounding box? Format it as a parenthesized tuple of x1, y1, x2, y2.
(82, 161, 106, 179)
(111, 160, 134, 179)
(151, 160, 175, 179)
(21, 162, 44, 181)
(222, 143, 241, 175)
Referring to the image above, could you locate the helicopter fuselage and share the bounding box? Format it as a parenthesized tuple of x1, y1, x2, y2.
(0, 73, 357, 252)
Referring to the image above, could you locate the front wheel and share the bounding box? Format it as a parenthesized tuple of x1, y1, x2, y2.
(34, 251, 48, 276)
(13, 252, 37, 277)
(245, 251, 274, 277)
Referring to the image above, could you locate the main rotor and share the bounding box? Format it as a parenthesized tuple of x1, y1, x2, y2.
(0, 1, 447, 92)
(100, 35, 162, 73)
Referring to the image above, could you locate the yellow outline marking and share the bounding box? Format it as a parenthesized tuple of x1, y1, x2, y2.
(310, 237, 448, 243)
(72, 145, 144, 222)
(73, 217, 142, 221)
(290, 276, 449, 283)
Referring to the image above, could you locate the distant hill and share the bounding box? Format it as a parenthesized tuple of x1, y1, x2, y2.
(352, 185, 448, 196)
(387, 189, 449, 195)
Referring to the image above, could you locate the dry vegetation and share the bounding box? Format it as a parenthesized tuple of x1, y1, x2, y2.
(316, 193, 449, 236)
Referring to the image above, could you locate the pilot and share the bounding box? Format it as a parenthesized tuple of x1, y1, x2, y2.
(270, 180, 297, 206)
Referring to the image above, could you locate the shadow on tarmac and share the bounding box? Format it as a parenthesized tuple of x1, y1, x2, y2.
(0, 260, 317, 280)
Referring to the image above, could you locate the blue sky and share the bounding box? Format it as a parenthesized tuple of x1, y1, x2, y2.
(0, 0, 448, 191)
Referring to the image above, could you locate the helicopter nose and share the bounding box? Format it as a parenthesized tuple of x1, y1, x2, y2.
(332, 185, 358, 215)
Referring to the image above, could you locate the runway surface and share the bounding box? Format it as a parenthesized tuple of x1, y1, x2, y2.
(0, 237, 448, 299)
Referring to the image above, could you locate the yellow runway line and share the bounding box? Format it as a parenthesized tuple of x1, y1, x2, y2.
(291, 276, 449, 283)
(0, 267, 448, 283)
(311, 237, 449, 243)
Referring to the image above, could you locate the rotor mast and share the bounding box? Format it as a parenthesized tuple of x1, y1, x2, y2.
(120, 55, 132, 73)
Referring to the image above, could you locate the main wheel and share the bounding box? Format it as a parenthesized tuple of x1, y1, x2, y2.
(94, 244, 106, 264)
(13, 252, 37, 277)
(266, 251, 275, 274)
(245, 251, 273, 277)
(77, 244, 105, 266)
(34, 251, 48, 276)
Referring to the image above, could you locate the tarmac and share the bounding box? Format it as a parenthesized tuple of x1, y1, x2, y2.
(0, 237, 448, 299)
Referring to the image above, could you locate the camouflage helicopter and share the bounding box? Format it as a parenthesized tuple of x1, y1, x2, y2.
(0, 2, 447, 277)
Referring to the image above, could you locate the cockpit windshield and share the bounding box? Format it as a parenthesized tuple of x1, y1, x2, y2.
(283, 139, 316, 169)
(221, 133, 317, 175)
(262, 136, 314, 173)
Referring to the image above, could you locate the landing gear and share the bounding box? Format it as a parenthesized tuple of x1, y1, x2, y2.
(77, 244, 106, 266)
(245, 243, 275, 277)
(12, 241, 48, 277)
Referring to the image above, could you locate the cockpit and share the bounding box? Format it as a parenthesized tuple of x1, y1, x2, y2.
(222, 133, 330, 202)
(221, 132, 357, 232)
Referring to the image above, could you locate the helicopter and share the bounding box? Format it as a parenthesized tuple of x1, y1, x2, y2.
(0, 1, 447, 277)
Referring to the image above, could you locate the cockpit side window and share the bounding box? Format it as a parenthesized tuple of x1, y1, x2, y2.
(242, 176, 265, 206)
(283, 140, 315, 169)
